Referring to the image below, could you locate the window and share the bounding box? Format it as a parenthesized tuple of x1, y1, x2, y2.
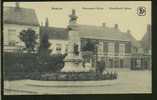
(56, 47, 61, 51)
(81, 39, 95, 52)
(9, 41, 16, 46)
(108, 42, 114, 54)
(125, 42, 131, 53)
(119, 43, 125, 55)
(97, 41, 103, 53)
(8, 29, 16, 46)
(103, 42, 108, 53)
(114, 42, 119, 53)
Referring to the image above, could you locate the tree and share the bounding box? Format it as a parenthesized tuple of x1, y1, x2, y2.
(82, 40, 97, 52)
(19, 28, 38, 53)
(39, 29, 51, 55)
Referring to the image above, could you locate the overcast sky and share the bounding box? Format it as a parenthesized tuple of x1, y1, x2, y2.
(4, 1, 151, 40)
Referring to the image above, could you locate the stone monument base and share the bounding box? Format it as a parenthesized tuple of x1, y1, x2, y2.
(61, 62, 87, 72)
(61, 56, 89, 72)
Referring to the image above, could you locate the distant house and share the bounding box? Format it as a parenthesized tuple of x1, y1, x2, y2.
(3, 3, 40, 52)
(139, 24, 152, 69)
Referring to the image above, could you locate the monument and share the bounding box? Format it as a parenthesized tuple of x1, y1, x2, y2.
(61, 9, 88, 72)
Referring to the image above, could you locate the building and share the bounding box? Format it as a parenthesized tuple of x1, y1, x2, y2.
(141, 24, 151, 54)
(139, 24, 152, 69)
(3, 4, 151, 70)
(128, 24, 151, 70)
(3, 3, 40, 52)
(40, 9, 141, 69)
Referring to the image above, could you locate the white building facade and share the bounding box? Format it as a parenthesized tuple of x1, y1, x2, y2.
(3, 4, 40, 52)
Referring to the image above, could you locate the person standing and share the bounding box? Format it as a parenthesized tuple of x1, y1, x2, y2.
(96, 58, 106, 75)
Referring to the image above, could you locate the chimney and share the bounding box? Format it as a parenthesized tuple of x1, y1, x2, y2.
(102, 22, 106, 27)
(114, 24, 118, 29)
(147, 24, 151, 32)
(15, 2, 20, 8)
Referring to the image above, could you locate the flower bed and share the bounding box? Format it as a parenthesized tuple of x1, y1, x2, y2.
(29, 72, 118, 81)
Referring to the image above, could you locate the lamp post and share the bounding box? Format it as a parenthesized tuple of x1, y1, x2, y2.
(95, 41, 99, 72)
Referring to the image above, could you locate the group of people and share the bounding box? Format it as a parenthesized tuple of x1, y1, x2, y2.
(82, 58, 106, 74)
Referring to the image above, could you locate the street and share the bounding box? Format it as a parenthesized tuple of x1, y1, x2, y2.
(4, 68, 151, 95)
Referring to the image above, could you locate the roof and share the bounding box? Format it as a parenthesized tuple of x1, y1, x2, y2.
(40, 24, 139, 47)
(40, 26, 69, 40)
(125, 32, 141, 48)
(3, 6, 39, 26)
(69, 24, 138, 42)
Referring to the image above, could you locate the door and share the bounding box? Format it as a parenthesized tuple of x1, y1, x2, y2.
(109, 59, 113, 68)
(120, 59, 124, 68)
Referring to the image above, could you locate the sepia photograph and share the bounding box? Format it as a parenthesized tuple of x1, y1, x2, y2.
(3, 1, 151, 95)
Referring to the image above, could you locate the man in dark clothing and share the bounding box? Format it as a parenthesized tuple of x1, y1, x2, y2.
(96, 59, 106, 75)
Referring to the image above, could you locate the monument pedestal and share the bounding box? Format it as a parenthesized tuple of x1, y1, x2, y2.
(61, 55, 88, 72)
(61, 10, 89, 72)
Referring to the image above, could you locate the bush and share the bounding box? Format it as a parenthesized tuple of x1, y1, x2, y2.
(3, 52, 65, 80)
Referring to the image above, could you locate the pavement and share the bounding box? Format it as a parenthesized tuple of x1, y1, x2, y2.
(3, 68, 152, 95)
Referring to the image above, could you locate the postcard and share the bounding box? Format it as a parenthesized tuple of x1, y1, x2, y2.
(3, 1, 151, 95)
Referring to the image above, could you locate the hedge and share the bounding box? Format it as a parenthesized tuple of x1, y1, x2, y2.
(3, 52, 65, 80)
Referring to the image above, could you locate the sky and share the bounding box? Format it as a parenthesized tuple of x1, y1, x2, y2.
(4, 1, 151, 40)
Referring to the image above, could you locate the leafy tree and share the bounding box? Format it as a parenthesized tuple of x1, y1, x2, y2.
(19, 28, 38, 53)
(82, 40, 97, 52)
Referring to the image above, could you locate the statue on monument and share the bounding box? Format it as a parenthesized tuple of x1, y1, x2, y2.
(61, 9, 89, 72)
(69, 9, 78, 24)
